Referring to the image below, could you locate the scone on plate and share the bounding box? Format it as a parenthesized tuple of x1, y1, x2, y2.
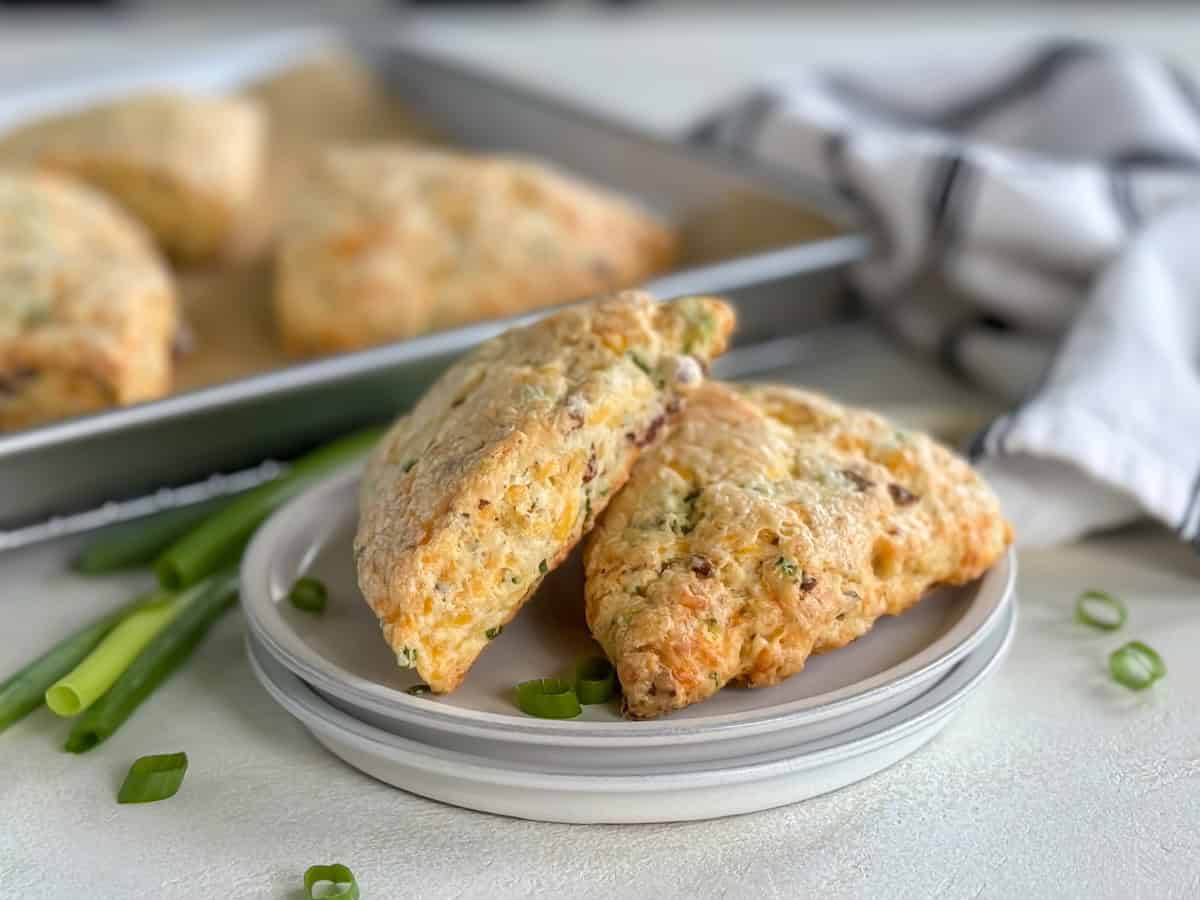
(355, 292, 735, 693)
(36, 93, 266, 261)
(276, 145, 678, 357)
(0, 170, 177, 431)
(583, 382, 1012, 718)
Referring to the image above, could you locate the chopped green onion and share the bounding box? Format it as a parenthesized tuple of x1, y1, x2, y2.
(0, 595, 149, 734)
(155, 427, 384, 590)
(304, 864, 359, 900)
(515, 678, 581, 719)
(575, 656, 616, 705)
(65, 570, 238, 753)
(485, 625, 503, 640)
(538, 560, 548, 575)
(117, 752, 188, 804)
(72, 496, 237, 574)
(406, 684, 431, 696)
(46, 591, 183, 717)
(1109, 641, 1166, 691)
(1075, 589, 1127, 631)
(288, 577, 327, 614)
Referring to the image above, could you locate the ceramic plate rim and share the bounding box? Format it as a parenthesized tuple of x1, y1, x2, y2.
(245, 601, 1016, 791)
(241, 466, 1015, 745)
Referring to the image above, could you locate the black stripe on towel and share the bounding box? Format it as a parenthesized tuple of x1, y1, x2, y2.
(1179, 468, 1200, 540)
(1108, 168, 1141, 231)
(940, 40, 1101, 131)
(1165, 61, 1200, 135)
(1112, 147, 1200, 170)
(724, 89, 780, 155)
(823, 132, 892, 256)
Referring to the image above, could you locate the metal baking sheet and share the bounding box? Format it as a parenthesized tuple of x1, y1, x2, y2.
(0, 27, 868, 537)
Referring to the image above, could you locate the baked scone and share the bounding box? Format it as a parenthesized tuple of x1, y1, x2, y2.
(0, 170, 176, 430)
(36, 93, 266, 261)
(276, 145, 678, 357)
(355, 292, 735, 692)
(583, 382, 1012, 718)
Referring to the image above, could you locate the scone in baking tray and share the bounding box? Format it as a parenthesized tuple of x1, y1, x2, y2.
(0, 27, 866, 537)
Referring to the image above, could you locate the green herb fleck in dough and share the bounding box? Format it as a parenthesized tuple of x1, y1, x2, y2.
(627, 351, 653, 375)
(538, 559, 548, 575)
(775, 557, 799, 578)
(402, 459, 416, 473)
(485, 626, 503, 640)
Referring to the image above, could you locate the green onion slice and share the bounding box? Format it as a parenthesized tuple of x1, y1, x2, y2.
(1109, 641, 1166, 691)
(289, 577, 328, 614)
(515, 678, 581, 719)
(117, 752, 188, 804)
(1075, 589, 1127, 631)
(304, 864, 359, 900)
(575, 656, 616, 705)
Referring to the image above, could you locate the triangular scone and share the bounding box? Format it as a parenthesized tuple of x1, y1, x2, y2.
(0, 171, 176, 431)
(275, 145, 678, 357)
(34, 93, 266, 262)
(355, 292, 735, 692)
(583, 382, 1012, 718)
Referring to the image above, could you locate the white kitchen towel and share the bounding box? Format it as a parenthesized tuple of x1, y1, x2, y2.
(691, 40, 1200, 547)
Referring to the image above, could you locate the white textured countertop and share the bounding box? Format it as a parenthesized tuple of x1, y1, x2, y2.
(3, 7, 1200, 898)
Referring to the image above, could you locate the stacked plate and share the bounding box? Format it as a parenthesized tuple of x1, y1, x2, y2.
(241, 466, 1017, 823)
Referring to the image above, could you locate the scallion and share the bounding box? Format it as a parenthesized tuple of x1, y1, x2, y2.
(117, 752, 188, 804)
(1109, 641, 1166, 691)
(575, 656, 616, 705)
(154, 427, 384, 590)
(514, 678, 581, 719)
(45, 591, 183, 717)
(288, 577, 328, 614)
(304, 863, 359, 900)
(0, 594, 152, 734)
(1075, 589, 1127, 631)
(65, 570, 239, 753)
(73, 496, 237, 574)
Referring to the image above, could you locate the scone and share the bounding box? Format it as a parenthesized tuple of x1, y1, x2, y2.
(583, 382, 1012, 718)
(0, 170, 176, 430)
(276, 145, 678, 357)
(354, 292, 735, 693)
(36, 93, 266, 261)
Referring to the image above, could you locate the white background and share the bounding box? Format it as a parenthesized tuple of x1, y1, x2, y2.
(2, 6, 1200, 898)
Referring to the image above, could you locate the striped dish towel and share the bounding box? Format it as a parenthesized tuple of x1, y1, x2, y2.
(692, 40, 1200, 548)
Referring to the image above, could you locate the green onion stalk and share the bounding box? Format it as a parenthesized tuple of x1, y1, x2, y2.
(155, 427, 384, 591)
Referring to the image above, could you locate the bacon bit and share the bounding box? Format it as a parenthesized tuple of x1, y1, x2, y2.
(801, 575, 818, 592)
(478, 499, 490, 509)
(583, 449, 598, 484)
(889, 483, 919, 505)
(564, 391, 586, 429)
(634, 413, 666, 448)
(690, 555, 714, 578)
(841, 469, 874, 492)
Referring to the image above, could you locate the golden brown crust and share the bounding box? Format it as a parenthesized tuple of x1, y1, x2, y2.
(583, 382, 1013, 718)
(36, 93, 266, 261)
(354, 292, 734, 692)
(275, 145, 678, 357)
(0, 170, 176, 431)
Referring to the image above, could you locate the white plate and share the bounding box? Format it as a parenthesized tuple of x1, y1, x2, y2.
(246, 601, 1016, 823)
(241, 467, 1015, 762)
